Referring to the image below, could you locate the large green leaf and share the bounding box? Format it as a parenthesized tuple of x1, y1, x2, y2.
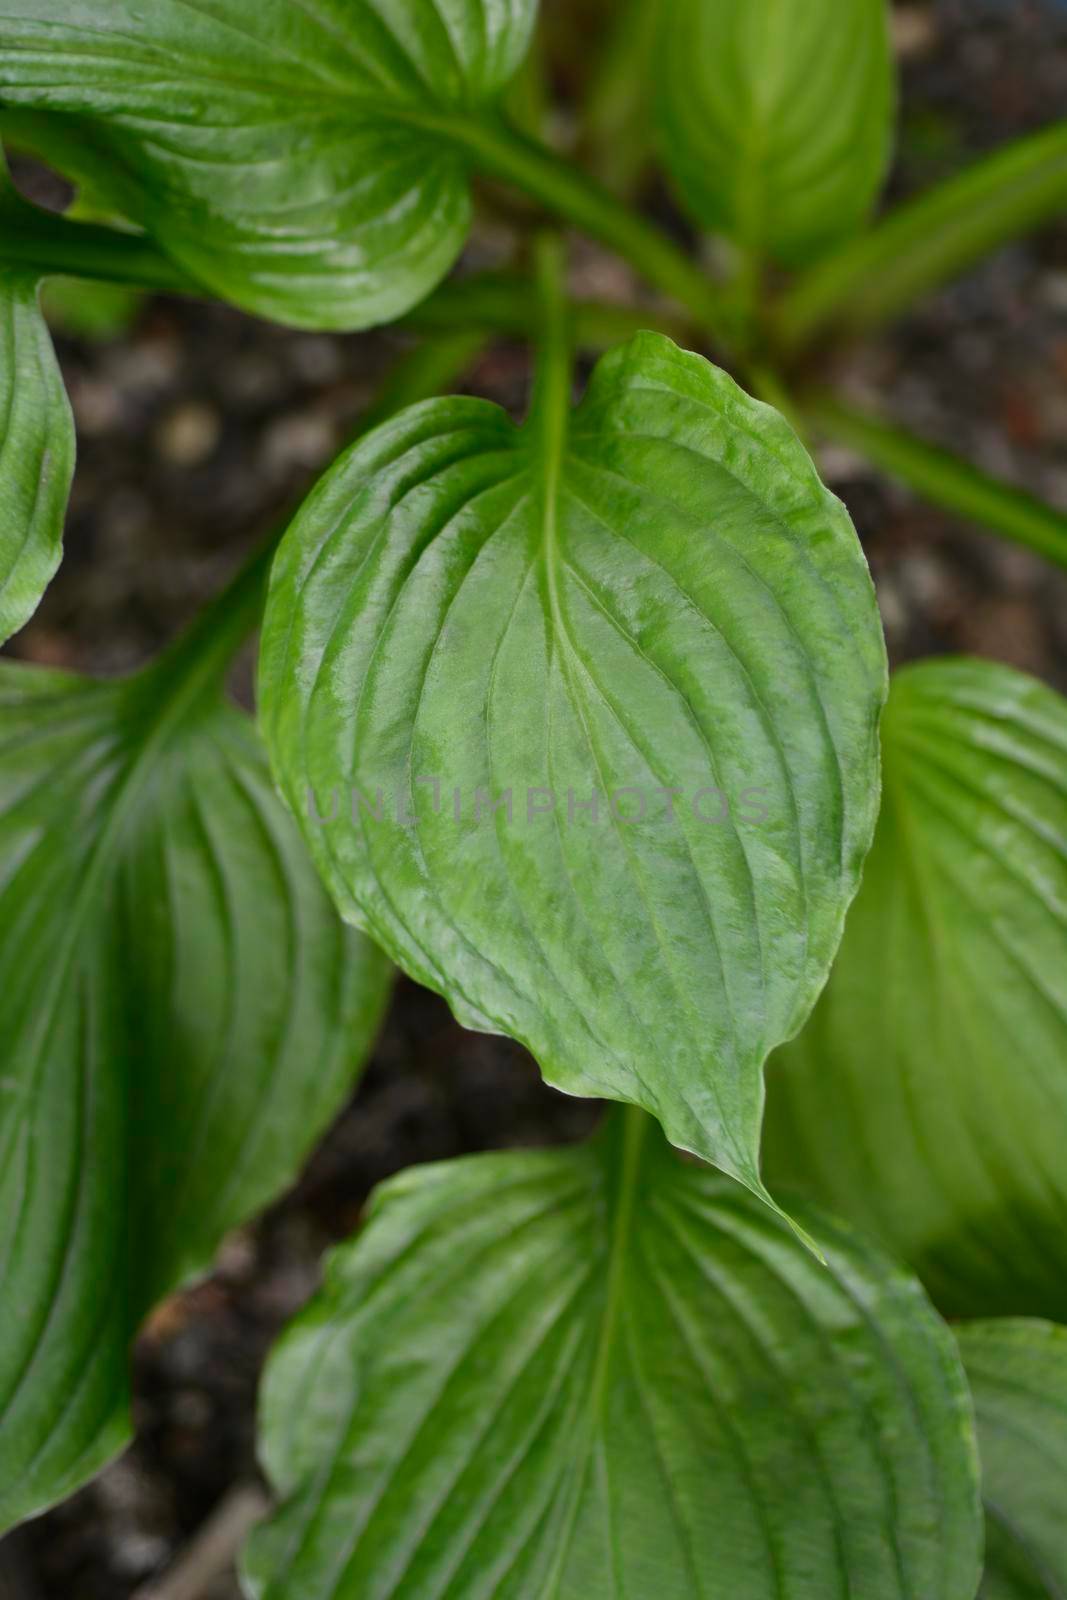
(0, 0, 536, 330)
(243, 1112, 981, 1600)
(259, 331, 886, 1209)
(657, 0, 894, 266)
(764, 658, 1067, 1319)
(0, 159, 74, 642)
(958, 1320, 1067, 1600)
(0, 590, 392, 1532)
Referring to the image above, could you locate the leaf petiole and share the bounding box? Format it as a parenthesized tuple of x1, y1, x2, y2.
(431, 109, 736, 345)
(0, 160, 195, 292)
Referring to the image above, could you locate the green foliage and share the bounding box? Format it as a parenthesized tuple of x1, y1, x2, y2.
(0, 0, 536, 329)
(809, 395, 1067, 570)
(41, 275, 142, 339)
(259, 329, 886, 1210)
(0, 0, 1066, 1587)
(658, 0, 894, 266)
(765, 658, 1067, 1320)
(244, 1110, 981, 1600)
(0, 568, 391, 1532)
(780, 120, 1067, 349)
(0, 269, 72, 642)
(957, 1321, 1067, 1600)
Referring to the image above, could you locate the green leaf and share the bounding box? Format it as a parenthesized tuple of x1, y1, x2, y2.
(0, 597, 392, 1532)
(779, 120, 1067, 351)
(0, 268, 73, 643)
(0, 0, 536, 330)
(807, 393, 1067, 572)
(957, 1320, 1067, 1600)
(260, 330, 886, 1210)
(764, 657, 1067, 1319)
(657, 0, 894, 265)
(580, 0, 664, 196)
(243, 1111, 981, 1600)
(41, 275, 142, 340)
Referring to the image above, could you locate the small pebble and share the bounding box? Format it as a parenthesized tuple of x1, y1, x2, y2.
(815, 443, 868, 483)
(288, 334, 344, 385)
(155, 401, 221, 465)
(262, 410, 338, 473)
(111, 1531, 171, 1580)
(105, 338, 181, 394)
(1041, 272, 1067, 314)
(69, 375, 124, 436)
(893, 7, 938, 57)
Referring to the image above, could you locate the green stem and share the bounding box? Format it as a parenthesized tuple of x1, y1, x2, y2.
(729, 244, 764, 356)
(808, 391, 1067, 570)
(145, 534, 278, 706)
(777, 120, 1067, 355)
(529, 233, 574, 444)
(352, 328, 487, 440)
(541, 1101, 649, 1594)
(580, 0, 663, 195)
(405, 270, 691, 349)
(0, 193, 195, 293)
(529, 234, 573, 669)
(438, 111, 733, 342)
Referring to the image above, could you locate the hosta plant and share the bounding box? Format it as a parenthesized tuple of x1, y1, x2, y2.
(0, 0, 1065, 1595)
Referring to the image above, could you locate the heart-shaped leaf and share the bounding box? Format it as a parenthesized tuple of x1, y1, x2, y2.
(0, 257, 73, 641)
(658, 0, 894, 265)
(765, 658, 1067, 1318)
(0, 600, 392, 1532)
(957, 1320, 1067, 1600)
(260, 331, 887, 1209)
(244, 1112, 981, 1600)
(0, 0, 536, 329)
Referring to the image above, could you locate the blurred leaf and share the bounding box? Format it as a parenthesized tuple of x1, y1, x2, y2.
(658, 0, 894, 265)
(0, 566, 392, 1532)
(41, 275, 141, 339)
(958, 1320, 1067, 1600)
(765, 658, 1067, 1319)
(780, 120, 1067, 350)
(580, 0, 664, 195)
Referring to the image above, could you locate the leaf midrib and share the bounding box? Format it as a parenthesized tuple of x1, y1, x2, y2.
(0, 651, 235, 1179)
(541, 1109, 649, 1594)
(0, 40, 496, 141)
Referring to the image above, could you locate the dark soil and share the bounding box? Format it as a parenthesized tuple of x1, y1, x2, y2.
(2, 2, 1067, 1594)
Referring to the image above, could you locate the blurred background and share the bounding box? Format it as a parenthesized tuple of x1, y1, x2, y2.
(1, 0, 1066, 1593)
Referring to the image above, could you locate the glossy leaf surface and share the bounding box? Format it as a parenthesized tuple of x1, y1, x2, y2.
(0, 0, 536, 329)
(765, 658, 1067, 1318)
(244, 1113, 981, 1600)
(0, 266, 73, 642)
(658, 0, 894, 264)
(260, 332, 887, 1206)
(0, 628, 391, 1531)
(958, 1320, 1067, 1600)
